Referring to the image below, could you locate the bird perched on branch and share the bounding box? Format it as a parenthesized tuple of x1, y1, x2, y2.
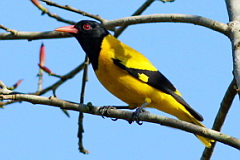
(55, 20, 214, 148)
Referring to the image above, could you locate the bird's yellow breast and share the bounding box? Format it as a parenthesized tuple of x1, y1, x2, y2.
(95, 35, 150, 107)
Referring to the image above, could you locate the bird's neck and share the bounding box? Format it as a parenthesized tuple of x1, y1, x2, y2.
(76, 35, 106, 70)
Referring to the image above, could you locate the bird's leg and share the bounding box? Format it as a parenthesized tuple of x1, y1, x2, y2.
(130, 98, 151, 125)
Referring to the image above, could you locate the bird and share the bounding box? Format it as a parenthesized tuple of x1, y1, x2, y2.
(54, 20, 214, 148)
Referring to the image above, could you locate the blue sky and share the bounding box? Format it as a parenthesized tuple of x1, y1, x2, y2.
(0, 0, 239, 159)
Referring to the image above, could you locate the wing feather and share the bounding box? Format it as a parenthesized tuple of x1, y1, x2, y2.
(112, 58, 203, 121)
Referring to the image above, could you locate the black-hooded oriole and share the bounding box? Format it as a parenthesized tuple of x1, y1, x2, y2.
(55, 20, 213, 148)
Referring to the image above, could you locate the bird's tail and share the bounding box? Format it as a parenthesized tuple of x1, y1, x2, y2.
(187, 115, 214, 148)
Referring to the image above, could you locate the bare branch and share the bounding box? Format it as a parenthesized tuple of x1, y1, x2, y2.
(225, 0, 240, 96)
(0, 62, 85, 108)
(0, 14, 229, 40)
(114, 0, 155, 37)
(31, 0, 75, 24)
(40, 0, 106, 22)
(201, 79, 237, 160)
(0, 24, 18, 34)
(35, 62, 85, 95)
(105, 14, 230, 37)
(78, 56, 90, 154)
(79, 57, 89, 104)
(0, 92, 240, 150)
(0, 31, 71, 40)
(41, 11, 76, 25)
(0, 81, 13, 94)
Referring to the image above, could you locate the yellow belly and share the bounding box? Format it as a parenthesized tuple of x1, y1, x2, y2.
(95, 64, 151, 108)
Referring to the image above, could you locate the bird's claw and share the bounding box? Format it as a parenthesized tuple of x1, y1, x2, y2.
(111, 117, 118, 121)
(99, 106, 114, 118)
(129, 108, 144, 125)
(99, 106, 118, 121)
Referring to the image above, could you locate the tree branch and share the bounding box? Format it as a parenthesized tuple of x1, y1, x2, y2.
(0, 30, 71, 41)
(0, 62, 85, 108)
(0, 14, 229, 40)
(225, 0, 240, 96)
(35, 62, 85, 95)
(0, 25, 18, 34)
(105, 14, 230, 37)
(78, 56, 90, 154)
(0, 92, 240, 150)
(114, 0, 155, 37)
(31, 0, 76, 25)
(201, 79, 237, 160)
(40, 0, 106, 22)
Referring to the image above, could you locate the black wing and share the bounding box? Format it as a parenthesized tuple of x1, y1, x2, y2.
(113, 58, 203, 121)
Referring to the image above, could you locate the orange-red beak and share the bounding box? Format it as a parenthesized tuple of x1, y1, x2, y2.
(54, 25, 78, 34)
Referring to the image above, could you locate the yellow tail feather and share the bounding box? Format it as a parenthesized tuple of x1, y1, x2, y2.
(196, 135, 214, 148)
(190, 116, 214, 148)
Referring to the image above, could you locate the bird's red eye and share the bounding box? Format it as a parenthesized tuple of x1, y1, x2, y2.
(83, 24, 92, 30)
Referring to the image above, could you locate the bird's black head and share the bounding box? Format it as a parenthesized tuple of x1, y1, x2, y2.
(55, 20, 109, 40)
(74, 20, 109, 39)
(55, 20, 110, 70)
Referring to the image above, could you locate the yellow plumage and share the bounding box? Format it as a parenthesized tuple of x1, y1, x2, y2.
(55, 20, 214, 148)
(96, 35, 213, 148)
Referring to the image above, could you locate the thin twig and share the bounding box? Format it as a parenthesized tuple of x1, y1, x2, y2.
(0, 100, 15, 108)
(0, 62, 85, 107)
(0, 31, 72, 41)
(37, 72, 43, 91)
(0, 81, 21, 108)
(35, 62, 85, 95)
(40, 0, 106, 22)
(0, 25, 18, 34)
(114, 0, 155, 37)
(31, 0, 76, 24)
(43, 11, 76, 25)
(0, 92, 240, 150)
(0, 81, 13, 94)
(78, 56, 90, 154)
(201, 79, 237, 160)
(80, 56, 89, 104)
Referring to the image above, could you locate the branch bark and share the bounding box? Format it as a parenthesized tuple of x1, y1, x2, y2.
(40, 0, 106, 22)
(0, 92, 240, 150)
(105, 14, 230, 37)
(225, 0, 240, 96)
